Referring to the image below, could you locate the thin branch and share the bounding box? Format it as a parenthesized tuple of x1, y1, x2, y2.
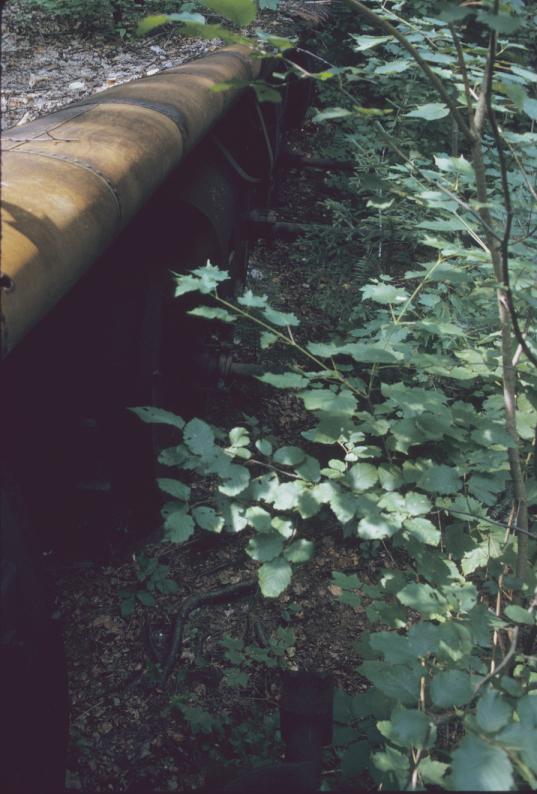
(447, 509, 537, 542)
(473, 627, 519, 695)
(449, 23, 474, 121)
(341, 0, 474, 142)
(372, 121, 501, 243)
(488, 107, 537, 368)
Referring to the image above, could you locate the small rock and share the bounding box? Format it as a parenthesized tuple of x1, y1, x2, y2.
(68, 80, 86, 91)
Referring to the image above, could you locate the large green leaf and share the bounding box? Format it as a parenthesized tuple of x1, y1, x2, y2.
(397, 583, 448, 616)
(245, 506, 273, 532)
(417, 464, 462, 495)
(258, 557, 292, 597)
(183, 418, 215, 457)
(300, 388, 357, 416)
(431, 670, 473, 707)
(218, 464, 250, 496)
(156, 478, 191, 501)
(476, 689, 513, 733)
(403, 517, 440, 545)
(129, 406, 184, 429)
(347, 463, 378, 491)
(258, 372, 311, 389)
(201, 0, 256, 25)
(246, 532, 284, 562)
(358, 512, 401, 541)
(164, 509, 195, 543)
(284, 539, 314, 563)
(380, 707, 433, 749)
(361, 283, 409, 304)
(405, 102, 450, 120)
(273, 446, 305, 466)
(358, 661, 421, 705)
(451, 736, 514, 791)
(192, 506, 224, 533)
(188, 306, 234, 323)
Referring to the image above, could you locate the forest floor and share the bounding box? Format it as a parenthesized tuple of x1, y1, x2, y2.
(1, 4, 385, 790)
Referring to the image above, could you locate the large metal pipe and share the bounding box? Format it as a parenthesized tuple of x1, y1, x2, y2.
(0, 45, 260, 359)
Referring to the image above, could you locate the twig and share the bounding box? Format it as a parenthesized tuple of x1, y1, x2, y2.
(474, 626, 519, 694)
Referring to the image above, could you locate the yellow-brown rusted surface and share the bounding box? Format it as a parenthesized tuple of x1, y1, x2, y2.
(0, 45, 259, 358)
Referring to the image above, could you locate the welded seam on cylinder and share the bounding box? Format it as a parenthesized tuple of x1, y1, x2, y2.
(72, 97, 190, 143)
(1, 106, 90, 144)
(9, 148, 123, 220)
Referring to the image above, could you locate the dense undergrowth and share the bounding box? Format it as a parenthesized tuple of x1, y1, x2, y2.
(130, 0, 537, 789)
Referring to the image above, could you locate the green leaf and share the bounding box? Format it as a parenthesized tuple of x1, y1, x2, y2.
(451, 736, 514, 791)
(245, 506, 273, 532)
(238, 289, 268, 308)
(476, 689, 513, 733)
(164, 508, 195, 543)
(384, 707, 433, 749)
(301, 388, 357, 416)
(260, 331, 278, 349)
(258, 557, 292, 597)
(417, 464, 461, 494)
(405, 102, 450, 120)
(246, 532, 284, 562)
(397, 583, 448, 617)
(129, 406, 184, 429)
(431, 670, 473, 707)
(192, 506, 224, 533)
(220, 501, 247, 533)
(374, 59, 411, 75)
(358, 661, 421, 705)
(341, 342, 399, 364)
(351, 34, 392, 51)
(219, 464, 250, 496)
(312, 107, 353, 122)
(372, 745, 410, 789)
(255, 439, 272, 456)
(284, 539, 314, 563)
(188, 306, 234, 322)
(229, 427, 250, 447)
(347, 463, 378, 491)
(361, 283, 409, 304)
(273, 481, 305, 510)
(505, 604, 534, 625)
(271, 516, 294, 538)
(223, 668, 250, 687)
(477, 10, 520, 34)
(156, 478, 191, 502)
(358, 512, 401, 541)
(403, 517, 440, 545)
(404, 491, 432, 515)
(341, 741, 370, 781)
(369, 632, 413, 664)
(200, 0, 256, 26)
(523, 96, 537, 120)
(330, 490, 360, 523)
(261, 306, 300, 327)
(137, 13, 205, 35)
(183, 418, 215, 457)
(273, 446, 306, 466)
(296, 454, 321, 483)
(137, 590, 156, 606)
(416, 759, 448, 787)
(258, 372, 311, 389)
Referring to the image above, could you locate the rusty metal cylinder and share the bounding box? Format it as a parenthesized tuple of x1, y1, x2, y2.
(0, 45, 260, 359)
